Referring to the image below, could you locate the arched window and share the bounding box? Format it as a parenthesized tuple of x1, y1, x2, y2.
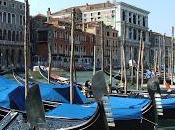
(8, 13, 11, 23)
(18, 49, 22, 63)
(20, 15, 22, 25)
(142, 31, 146, 41)
(3, 12, 6, 23)
(12, 14, 15, 24)
(0, 12, 2, 22)
(8, 30, 11, 41)
(5, 49, 9, 66)
(11, 49, 15, 64)
(12, 31, 15, 41)
(122, 10, 125, 21)
(16, 31, 19, 41)
(133, 14, 136, 24)
(20, 31, 22, 41)
(133, 29, 137, 40)
(0, 29, 2, 40)
(23, 16, 25, 25)
(143, 17, 145, 27)
(3, 30, 7, 40)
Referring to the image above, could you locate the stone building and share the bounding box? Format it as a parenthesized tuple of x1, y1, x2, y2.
(48, 1, 150, 66)
(0, 0, 25, 69)
(30, 14, 47, 66)
(84, 21, 119, 69)
(32, 17, 95, 69)
(149, 31, 172, 68)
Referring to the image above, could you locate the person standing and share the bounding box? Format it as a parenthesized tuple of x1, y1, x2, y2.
(165, 78, 171, 92)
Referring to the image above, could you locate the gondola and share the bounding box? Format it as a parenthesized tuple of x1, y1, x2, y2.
(0, 102, 105, 130)
(13, 72, 88, 104)
(158, 76, 175, 85)
(38, 66, 69, 84)
(104, 69, 148, 84)
(37, 66, 87, 92)
(0, 76, 107, 130)
(0, 68, 15, 75)
(108, 95, 155, 130)
(15, 70, 157, 130)
(37, 68, 175, 129)
(104, 69, 175, 95)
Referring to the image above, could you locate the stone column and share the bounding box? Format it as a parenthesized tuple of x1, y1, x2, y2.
(131, 12, 133, 23)
(136, 14, 138, 25)
(125, 26, 129, 39)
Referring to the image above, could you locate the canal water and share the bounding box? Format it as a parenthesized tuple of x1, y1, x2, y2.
(60, 70, 120, 83)
(60, 70, 136, 89)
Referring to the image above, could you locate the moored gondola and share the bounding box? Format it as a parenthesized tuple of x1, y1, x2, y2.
(0, 103, 105, 130)
(38, 66, 69, 84)
(0, 81, 107, 130)
(36, 69, 171, 129)
(3, 71, 156, 130)
(0, 68, 15, 76)
(16, 69, 175, 129)
(104, 69, 148, 84)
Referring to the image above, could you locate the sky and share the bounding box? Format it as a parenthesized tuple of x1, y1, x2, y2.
(17, 0, 175, 36)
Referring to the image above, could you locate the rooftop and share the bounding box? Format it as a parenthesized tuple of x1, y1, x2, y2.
(51, 1, 149, 16)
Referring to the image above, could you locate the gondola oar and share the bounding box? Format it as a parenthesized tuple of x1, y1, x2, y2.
(92, 71, 115, 129)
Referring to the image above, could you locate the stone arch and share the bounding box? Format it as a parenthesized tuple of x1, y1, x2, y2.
(0, 29, 2, 40)
(18, 49, 22, 65)
(16, 31, 19, 41)
(11, 49, 15, 65)
(3, 29, 7, 40)
(12, 31, 15, 41)
(8, 30, 11, 41)
(3, 12, 6, 23)
(19, 31, 22, 41)
(5, 49, 9, 67)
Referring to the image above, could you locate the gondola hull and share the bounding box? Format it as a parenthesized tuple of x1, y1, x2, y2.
(109, 95, 155, 130)
(104, 70, 148, 84)
(1, 104, 107, 130)
(38, 66, 69, 84)
(13, 72, 175, 130)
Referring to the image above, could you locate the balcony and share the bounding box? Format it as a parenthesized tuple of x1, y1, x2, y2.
(0, 40, 23, 46)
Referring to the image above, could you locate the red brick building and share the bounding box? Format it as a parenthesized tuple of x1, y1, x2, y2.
(32, 16, 95, 69)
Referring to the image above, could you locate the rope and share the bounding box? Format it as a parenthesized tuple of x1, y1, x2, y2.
(141, 117, 157, 126)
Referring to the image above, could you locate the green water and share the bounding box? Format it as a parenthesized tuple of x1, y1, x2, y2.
(59, 70, 120, 86)
(59, 70, 137, 91)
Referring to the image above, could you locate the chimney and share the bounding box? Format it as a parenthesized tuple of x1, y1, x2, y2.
(47, 8, 51, 23)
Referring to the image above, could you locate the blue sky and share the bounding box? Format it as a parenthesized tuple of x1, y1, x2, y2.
(18, 0, 175, 36)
